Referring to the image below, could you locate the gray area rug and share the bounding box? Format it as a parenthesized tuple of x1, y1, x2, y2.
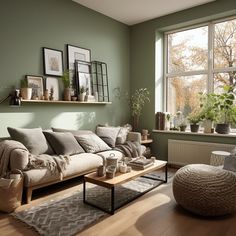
(12, 173, 165, 236)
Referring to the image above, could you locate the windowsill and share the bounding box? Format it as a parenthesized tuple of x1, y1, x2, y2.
(152, 129, 236, 138)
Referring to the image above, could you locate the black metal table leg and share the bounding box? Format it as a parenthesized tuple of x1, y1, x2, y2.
(164, 164, 168, 183)
(111, 187, 115, 214)
(83, 178, 86, 203)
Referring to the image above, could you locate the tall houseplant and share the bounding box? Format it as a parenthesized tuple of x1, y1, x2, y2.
(130, 88, 150, 131)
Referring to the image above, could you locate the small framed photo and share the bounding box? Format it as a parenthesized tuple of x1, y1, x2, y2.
(45, 77, 60, 100)
(26, 75, 44, 99)
(67, 44, 91, 70)
(43, 47, 63, 76)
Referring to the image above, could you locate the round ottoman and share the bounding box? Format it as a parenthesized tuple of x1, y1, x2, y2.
(172, 164, 236, 216)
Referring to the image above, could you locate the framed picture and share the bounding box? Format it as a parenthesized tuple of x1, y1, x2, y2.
(45, 77, 60, 100)
(26, 75, 44, 99)
(43, 47, 63, 76)
(67, 44, 91, 70)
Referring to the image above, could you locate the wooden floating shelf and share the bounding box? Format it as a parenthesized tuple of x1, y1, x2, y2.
(21, 99, 112, 105)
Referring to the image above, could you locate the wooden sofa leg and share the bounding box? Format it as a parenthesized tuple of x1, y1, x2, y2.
(26, 188, 33, 204)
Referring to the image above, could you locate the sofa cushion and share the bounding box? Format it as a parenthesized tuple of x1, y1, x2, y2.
(7, 127, 53, 155)
(44, 132, 84, 155)
(116, 127, 130, 144)
(52, 127, 93, 136)
(74, 133, 111, 153)
(96, 126, 120, 147)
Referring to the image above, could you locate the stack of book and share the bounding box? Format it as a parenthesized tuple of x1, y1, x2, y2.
(128, 158, 154, 170)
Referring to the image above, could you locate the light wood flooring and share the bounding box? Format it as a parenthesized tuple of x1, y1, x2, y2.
(1, 168, 236, 236)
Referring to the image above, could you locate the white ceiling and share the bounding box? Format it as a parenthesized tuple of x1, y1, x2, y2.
(73, 0, 215, 25)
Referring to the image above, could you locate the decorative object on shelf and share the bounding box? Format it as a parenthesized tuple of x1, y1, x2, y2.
(156, 112, 165, 130)
(141, 129, 149, 140)
(43, 47, 63, 77)
(91, 61, 110, 102)
(0, 90, 21, 107)
(61, 70, 71, 101)
(44, 89, 49, 100)
(26, 75, 44, 100)
(20, 78, 32, 100)
(49, 87, 54, 101)
(130, 88, 150, 131)
(46, 77, 59, 100)
(75, 60, 92, 101)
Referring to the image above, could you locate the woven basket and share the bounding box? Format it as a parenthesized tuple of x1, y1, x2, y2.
(0, 169, 23, 213)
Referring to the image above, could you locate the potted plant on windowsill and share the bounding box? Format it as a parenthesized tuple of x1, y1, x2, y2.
(199, 92, 218, 133)
(212, 86, 236, 134)
(187, 111, 202, 133)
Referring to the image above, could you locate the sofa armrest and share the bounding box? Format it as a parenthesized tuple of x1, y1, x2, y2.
(10, 149, 29, 171)
(127, 132, 141, 143)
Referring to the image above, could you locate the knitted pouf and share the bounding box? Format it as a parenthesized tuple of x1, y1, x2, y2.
(172, 164, 236, 216)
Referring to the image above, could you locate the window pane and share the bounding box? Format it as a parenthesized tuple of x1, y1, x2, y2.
(167, 75, 207, 117)
(214, 72, 236, 93)
(167, 26, 208, 73)
(214, 19, 236, 69)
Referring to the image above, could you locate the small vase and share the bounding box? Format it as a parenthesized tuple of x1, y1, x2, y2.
(204, 120, 213, 133)
(64, 88, 71, 101)
(20, 88, 32, 100)
(119, 163, 127, 173)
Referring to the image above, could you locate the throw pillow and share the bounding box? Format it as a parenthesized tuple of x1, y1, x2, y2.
(116, 127, 130, 144)
(43, 132, 85, 155)
(7, 127, 53, 155)
(96, 126, 121, 147)
(51, 127, 93, 136)
(223, 154, 236, 173)
(74, 133, 111, 153)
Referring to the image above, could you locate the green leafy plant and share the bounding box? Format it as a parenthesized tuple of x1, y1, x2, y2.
(130, 88, 150, 117)
(187, 110, 202, 125)
(20, 79, 29, 88)
(61, 70, 70, 88)
(211, 85, 236, 125)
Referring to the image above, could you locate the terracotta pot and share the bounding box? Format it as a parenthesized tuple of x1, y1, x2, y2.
(63, 88, 71, 101)
(215, 123, 230, 134)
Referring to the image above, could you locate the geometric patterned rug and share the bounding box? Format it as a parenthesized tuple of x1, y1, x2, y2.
(11, 174, 165, 236)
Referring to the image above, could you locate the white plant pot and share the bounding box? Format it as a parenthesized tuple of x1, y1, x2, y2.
(79, 93, 86, 102)
(204, 120, 213, 133)
(20, 88, 32, 100)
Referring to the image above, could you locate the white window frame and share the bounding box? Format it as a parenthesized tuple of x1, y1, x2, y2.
(164, 16, 236, 111)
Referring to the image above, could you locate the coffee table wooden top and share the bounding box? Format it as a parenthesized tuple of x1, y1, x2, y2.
(84, 160, 167, 188)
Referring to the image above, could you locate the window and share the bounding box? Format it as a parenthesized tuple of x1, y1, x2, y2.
(165, 17, 236, 117)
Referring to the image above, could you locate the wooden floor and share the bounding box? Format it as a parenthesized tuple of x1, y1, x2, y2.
(1, 168, 236, 236)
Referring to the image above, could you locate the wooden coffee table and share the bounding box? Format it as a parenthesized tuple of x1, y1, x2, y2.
(83, 160, 167, 214)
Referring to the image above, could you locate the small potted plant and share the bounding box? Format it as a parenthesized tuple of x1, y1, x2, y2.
(20, 78, 32, 100)
(79, 86, 86, 101)
(179, 119, 188, 132)
(187, 111, 201, 133)
(61, 70, 71, 101)
(212, 86, 236, 134)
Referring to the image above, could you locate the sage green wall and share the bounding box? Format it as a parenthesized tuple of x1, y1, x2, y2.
(0, 0, 130, 137)
(130, 0, 236, 160)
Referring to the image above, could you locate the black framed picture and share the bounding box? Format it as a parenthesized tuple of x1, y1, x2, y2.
(67, 44, 91, 70)
(43, 47, 63, 77)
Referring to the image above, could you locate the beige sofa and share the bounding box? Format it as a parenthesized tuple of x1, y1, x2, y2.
(1, 127, 144, 203)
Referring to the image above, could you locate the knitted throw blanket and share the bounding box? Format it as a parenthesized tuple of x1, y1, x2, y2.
(0, 140, 28, 177)
(114, 141, 141, 158)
